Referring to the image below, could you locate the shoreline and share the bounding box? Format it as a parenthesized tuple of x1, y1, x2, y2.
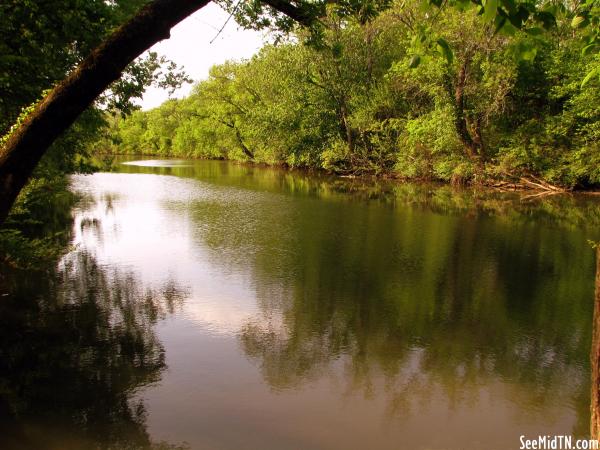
(99, 152, 600, 195)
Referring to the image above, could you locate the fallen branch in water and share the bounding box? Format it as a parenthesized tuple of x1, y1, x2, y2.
(486, 170, 569, 192)
(490, 180, 520, 191)
(519, 175, 567, 192)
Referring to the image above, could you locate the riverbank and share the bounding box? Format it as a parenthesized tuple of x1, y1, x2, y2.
(101, 152, 600, 194)
(95, 3, 599, 194)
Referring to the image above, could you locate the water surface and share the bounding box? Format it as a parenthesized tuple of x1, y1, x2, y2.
(1, 158, 599, 449)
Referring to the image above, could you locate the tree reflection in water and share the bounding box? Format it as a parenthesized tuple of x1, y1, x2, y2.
(0, 251, 189, 450)
(3, 160, 599, 447)
(118, 159, 598, 441)
(197, 179, 597, 438)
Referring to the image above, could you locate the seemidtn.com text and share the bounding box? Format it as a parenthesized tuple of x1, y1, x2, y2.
(520, 436, 600, 450)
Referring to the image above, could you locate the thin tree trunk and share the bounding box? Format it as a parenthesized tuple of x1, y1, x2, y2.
(591, 246, 600, 439)
(466, 115, 484, 154)
(235, 128, 254, 159)
(212, 117, 254, 159)
(444, 57, 485, 162)
(0, 0, 313, 225)
(453, 61, 478, 159)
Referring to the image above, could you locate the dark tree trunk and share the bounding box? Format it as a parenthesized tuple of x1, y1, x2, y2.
(0, 0, 314, 226)
(453, 61, 477, 159)
(235, 128, 254, 159)
(444, 57, 484, 162)
(467, 115, 484, 153)
(591, 247, 600, 439)
(213, 117, 254, 160)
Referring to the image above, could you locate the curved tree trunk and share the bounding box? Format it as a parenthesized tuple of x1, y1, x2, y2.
(234, 128, 254, 160)
(0, 0, 211, 225)
(0, 0, 313, 225)
(443, 56, 485, 163)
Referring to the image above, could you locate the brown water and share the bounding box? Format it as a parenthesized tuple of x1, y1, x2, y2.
(1, 158, 599, 449)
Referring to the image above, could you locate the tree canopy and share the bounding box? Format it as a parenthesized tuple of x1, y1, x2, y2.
(104, 0, 600, 188)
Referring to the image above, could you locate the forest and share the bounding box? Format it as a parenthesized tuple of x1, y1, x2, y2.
(99, 0, 600, 188)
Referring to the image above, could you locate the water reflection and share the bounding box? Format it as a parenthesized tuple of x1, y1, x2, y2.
(156, 159, 596, 445)
(115, 157, 600, 231)
(233, 196, 593, 434)
(0, 248, 188, 449)
(3, 158, 600, 449)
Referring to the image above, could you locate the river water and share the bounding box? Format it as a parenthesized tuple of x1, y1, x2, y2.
(1, 158, 600, 449)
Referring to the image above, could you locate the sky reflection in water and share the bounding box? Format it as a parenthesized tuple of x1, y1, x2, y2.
(2, 158, 600, 449)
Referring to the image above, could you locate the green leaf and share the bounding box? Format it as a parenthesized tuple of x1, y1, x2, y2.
(500, 0, 516, 14)
(409, 55, 421, 68)
(508, 6, 530, 28)
(525, 27, 544, 36)
(436, 38, 454, 64)
(582, 43, 599, 56)
(534, 11, 556, 30)
(454, 0, 471, 11)
(419, 0, 432, 12)
(500, 22, 518, 36)
(571, 15, 588, 28)
(494, 15, 507, 35)
(581, 66, 600, 87)
(515, 41, 537, 61)
(483, 0, 498, 23)
(494, 13, 518, 36)
(521, 47, 537, 61)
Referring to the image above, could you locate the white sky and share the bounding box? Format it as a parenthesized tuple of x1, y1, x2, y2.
(139, 3, 266, 110)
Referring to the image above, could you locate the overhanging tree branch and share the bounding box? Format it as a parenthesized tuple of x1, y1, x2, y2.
(260, 0, 316, 26)
(0, 0, 317, 225)
(0, 0, 212, 224)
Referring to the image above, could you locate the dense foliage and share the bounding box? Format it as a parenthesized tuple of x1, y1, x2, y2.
(104, 0, 600, 188)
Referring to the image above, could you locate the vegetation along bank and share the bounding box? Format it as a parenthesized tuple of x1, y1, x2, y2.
(99, 0, 600, 190)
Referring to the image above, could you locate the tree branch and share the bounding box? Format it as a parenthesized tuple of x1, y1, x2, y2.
(260, 0, 317, 26)
(0, 0, 317, 224)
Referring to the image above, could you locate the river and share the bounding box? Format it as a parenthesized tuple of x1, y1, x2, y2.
(1, 158, 600, 449)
